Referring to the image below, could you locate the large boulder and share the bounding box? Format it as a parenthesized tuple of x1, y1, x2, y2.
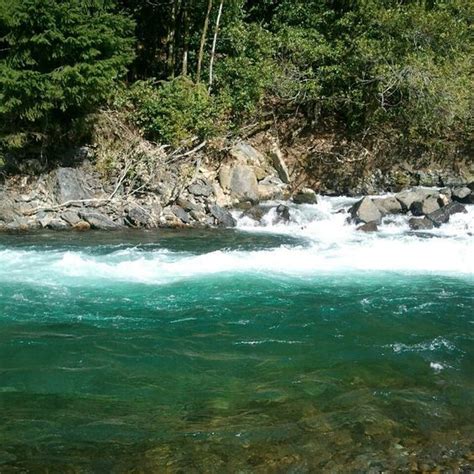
(79, 210, 120, 230)
(257, 176, 287, 201)
(56, 167, 93, 203)
(373, 196, 403, 215)
(451, 186, 473, 204)
(349, 197, 382, 224)
(292, 188, 318, 205)
(208, 204, 236, 228)
(228, 164, 259, 203)
(426, 202, 467, 227)
(229, 141, 264, 165)
(410, 196, 442, 216)
(218, 165, 232, 190)
(395, 188, 439, 212)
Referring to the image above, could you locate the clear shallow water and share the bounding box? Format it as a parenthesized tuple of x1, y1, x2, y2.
(0, 198, 473, 472)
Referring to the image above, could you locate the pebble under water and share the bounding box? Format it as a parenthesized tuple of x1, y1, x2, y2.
(0, 197, 473, 472)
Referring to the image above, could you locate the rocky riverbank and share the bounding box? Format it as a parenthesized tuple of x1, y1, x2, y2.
(0, 140, 473, 232)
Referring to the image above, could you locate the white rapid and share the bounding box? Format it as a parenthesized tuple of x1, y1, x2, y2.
(0, 195, 472, 285)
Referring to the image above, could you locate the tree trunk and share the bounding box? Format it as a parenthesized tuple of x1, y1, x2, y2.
(181, 0, 189, 76)
(167, 0, 179, 77)
(208, 0, 224, 92)
(196, 0, 213, 83)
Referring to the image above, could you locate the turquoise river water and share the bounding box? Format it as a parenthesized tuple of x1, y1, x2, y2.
(0, 197, 473, 472)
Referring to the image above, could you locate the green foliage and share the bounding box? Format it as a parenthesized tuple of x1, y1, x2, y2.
(267, 0, 473, 153)
(0, 0, 135, 150)
(0, 0, 472, 163)
(123, 77, 228, 146)
(213, 22, 276, 118)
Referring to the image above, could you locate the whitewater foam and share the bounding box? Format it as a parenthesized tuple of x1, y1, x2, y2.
(0, 196, 472, 285)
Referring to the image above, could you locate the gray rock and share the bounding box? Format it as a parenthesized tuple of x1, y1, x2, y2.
(292, 188, 318, 205)
(357, 222, 378, 232)
(171, 205, 191, 224)
(188, 182, 213, 197)
(218, 165, 232, 190)
(395, 188, 438, 211)
(79, 210, 120, 230)
(349, 197, 382, 224)
(426, 201, 467, 227)
(4, 219, 29, 232)
(275, 204, 290, 223)
(176, 196, 201, 211)
(408, 217, 434, 230)
(189, 209, 206, 222)
(373, 196, 403, 215)
(410, 196, 441, 216)
(72, 221, 91, 231)
(56, 167, 93, 203)
(60, 210, 82, 226)
(36, 211, 54, 228)
(242, 206, 266, 222)
(0, 196, 21, 224)
(230, 141, 264, 164)
(270, 146, 290, 184)
(229, 165, 259, 203)
(257, 176, 286, 201)
(126, 206, 152, 227)
(47, 218, 70, 230)
(208, 205, 236, 227)
(416, 171, 441, 187)
(451, 186, 472, 203)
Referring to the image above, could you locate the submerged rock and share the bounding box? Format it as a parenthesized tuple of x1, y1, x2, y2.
(357, 222, 378, 232)
(242, 206, 266, 222)
(275, 204, 291, 223)
(408, 217, 434, 230)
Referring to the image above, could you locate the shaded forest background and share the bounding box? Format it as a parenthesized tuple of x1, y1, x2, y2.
(0, 0, 472, 171)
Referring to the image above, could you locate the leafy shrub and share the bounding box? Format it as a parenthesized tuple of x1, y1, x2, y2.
(123, 77, 229, 146)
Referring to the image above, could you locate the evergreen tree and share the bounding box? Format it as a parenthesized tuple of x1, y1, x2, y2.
(0, 0, 135, 151)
